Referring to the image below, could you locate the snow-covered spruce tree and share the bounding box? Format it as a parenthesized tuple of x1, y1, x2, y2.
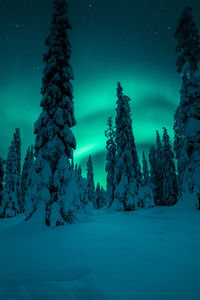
(21, 146, 34, 212)
(162, 128, 178, 206)
(177, 77, 200, 207)
(114, 83, 139, 211)
(87, 155, 96, 208)
(0, 157, 4, 208)
(105, 116, 116, 207)
(154, 131, 163, 206)
(25, 0, 78, 227)
(174, 8, 200, 207)
(0, 140, 20, 217)
(174, 6, 200, 192)
(174, 77, 197, 203)
(174, 6, 200, 78)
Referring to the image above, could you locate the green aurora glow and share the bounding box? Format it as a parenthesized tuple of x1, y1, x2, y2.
(1, 0, 199, 186)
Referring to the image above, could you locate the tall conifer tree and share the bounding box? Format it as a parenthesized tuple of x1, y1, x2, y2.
(25, 0, 77, 226)
(114, 83, 139, 210)
(174, 7, 200, 207)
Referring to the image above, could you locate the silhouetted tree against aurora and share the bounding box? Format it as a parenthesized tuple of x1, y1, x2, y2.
(25, 0, 78, 226)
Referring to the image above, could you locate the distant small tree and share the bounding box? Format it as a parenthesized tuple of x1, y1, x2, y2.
(138, 151, 154, 209)
(96, 183, 106, 209)
(21, 146, 34, 212)
(1, 140, 20, 217)
(162, 128, 178, 206)
(13, 129, 21, 178)
(96, 183, 101, 209)
(175, 6, 200, 78)
(105, 116, 116, 207)
(131, 137, 142, 187)
(87, 155, 96, 208)
(75, 164, 89, 210)
(13, 128, 21, 210)
(142, 152, 149, 186)
(155, 131, 163, 205)
(149, 146, 157, 204)
(77, 164, 82, 175)
(100, 186, 106, 207)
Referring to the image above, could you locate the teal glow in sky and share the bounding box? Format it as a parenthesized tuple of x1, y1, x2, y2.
(0, 0, 200, 186)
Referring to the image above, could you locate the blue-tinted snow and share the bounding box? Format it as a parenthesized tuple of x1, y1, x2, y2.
(0, 206, 200, 300)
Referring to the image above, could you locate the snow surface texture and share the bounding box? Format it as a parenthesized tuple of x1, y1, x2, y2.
(0, 206, 200, 300)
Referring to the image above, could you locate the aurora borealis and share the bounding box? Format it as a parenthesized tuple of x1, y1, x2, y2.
(1, 0, 200, 186)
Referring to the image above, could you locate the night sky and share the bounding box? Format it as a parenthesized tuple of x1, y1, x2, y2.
(1, 0, 200, 186)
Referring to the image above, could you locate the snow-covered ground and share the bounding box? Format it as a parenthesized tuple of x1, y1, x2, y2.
(0, 206, 200, 300)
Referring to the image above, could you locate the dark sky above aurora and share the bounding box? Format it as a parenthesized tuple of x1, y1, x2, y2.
(0, 0, 200, 186)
